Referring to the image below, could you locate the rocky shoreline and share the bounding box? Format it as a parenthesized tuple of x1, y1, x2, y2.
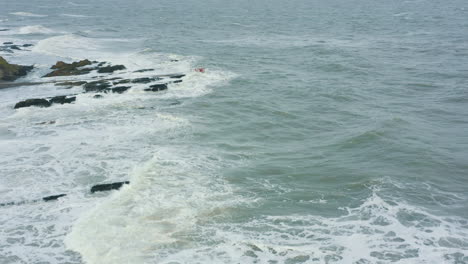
(0, 53, 186, 109)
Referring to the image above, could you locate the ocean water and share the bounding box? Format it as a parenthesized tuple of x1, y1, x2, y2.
(1, 0, 468, 263)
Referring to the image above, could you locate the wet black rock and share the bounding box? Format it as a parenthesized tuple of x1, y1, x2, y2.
(0, 29, 10, 32)
(10, 45, 21, 50)
(49, 95, 76, 105)
(14, 98, 51, 109)
(14, 95, 76, 109)
(90, 181, 130, 193)
(170, 74, 185, 79)
(93, 94, 103, 99)
(42, 194, 67, 202)
(3, 42, 13, 45)
(22, 44, 33, 47)
(84, 80, 112, 92)
(97, 65, 126, 73)
(111, 86, 131, 94)
(131, 77, 160, 84)
(144, 83, 168, 92)
(172, 80, 182, 84)
(134, 68, 154, 73)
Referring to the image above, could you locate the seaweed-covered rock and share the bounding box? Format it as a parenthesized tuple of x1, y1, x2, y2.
(97, 65, 126, 73)
(144, 83, 168, 92)
(14, 98, 51, 109)
(84, 80, 112, 92)
(43, 59, 93, 77)
(0, 56, 34, 81)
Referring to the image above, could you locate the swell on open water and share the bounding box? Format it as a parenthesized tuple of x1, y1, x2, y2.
(1, 0, 468, 263)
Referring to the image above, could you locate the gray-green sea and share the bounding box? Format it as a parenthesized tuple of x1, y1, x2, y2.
(1, 0, 467, 263)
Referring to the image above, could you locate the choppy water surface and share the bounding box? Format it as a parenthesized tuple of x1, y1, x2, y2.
(1, 0, 468, 263)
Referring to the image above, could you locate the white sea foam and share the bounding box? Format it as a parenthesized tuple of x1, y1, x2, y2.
(17, 25, 56, 35)
(10, 12, 48, 18)
(60, 14, 89, 18)
(65, 147, 249, 264)
(149, 191, 468, 264)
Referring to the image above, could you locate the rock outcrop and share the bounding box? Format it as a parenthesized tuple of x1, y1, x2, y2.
(43, 59, 93, 77)
(14, 95, 76, 109)
(0, 56, 34, 81)
(90, 181, 130, 193)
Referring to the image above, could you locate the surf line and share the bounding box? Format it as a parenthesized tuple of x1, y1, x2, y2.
(0, 181, 129, 207)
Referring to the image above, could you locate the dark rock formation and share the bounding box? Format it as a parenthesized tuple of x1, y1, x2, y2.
(170, 74, 185, 79)
(144, 83, 168, 92)
(14, 98, 51, 109)
(84, 80, 112, 92)
(43, 59, 93, 77)
(22, 44, 33, 47)
(14, 95, 76, 109)
(90, 181, 130, 193)
(0, 56, 34, 81)
(93, 94, 103, 99)
(172, 80, 182, 84)
(3, 42, 13, 45)
(49, 95, 76, 104)
(42, 194, 67, 201)
(97, 65, 126, 73)
(131, 77, 161, 84)
(111, 86, 131, 94)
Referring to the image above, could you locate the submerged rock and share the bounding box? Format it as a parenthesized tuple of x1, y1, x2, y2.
(14, 98, 51, 109)
(144, 83, 168, 92)
(43, 59, 93, 77)
(90, 181, 130, 193)
(3, 42, 13, 45)
(55, 81, 87, 87)
(97, 65, 126, 73)
(0, 56, 34, 81)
